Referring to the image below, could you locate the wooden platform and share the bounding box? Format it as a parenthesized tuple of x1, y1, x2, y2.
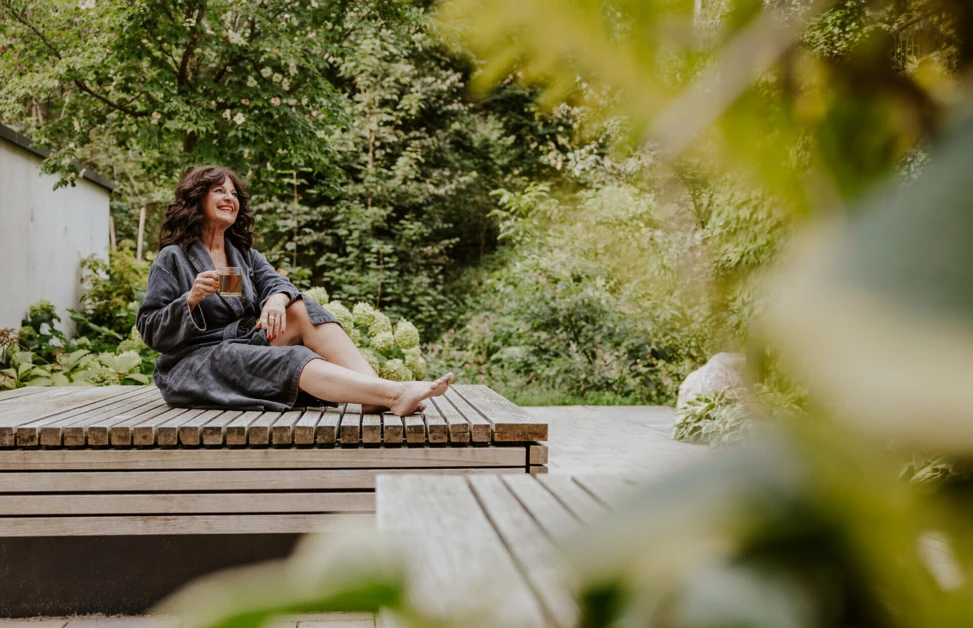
(0, 385, 548, 537)
(376, 474, 638, 627)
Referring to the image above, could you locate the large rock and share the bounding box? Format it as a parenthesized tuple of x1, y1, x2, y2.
(677, 352, 747, 408)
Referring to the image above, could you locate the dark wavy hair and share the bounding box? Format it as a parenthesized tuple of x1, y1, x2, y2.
(159, 166, 254, 251)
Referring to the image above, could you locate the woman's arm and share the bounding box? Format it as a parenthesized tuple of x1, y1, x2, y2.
(250, 249, 301, 307)
(136, 264, 211, 354)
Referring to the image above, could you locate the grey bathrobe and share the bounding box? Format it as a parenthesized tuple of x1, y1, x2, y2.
(136, 240, 339, 411)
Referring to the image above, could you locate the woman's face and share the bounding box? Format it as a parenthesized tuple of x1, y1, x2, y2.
(201, 176, 240, 230)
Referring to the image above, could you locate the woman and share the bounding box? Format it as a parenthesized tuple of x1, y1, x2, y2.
(136, 165, 452, 415)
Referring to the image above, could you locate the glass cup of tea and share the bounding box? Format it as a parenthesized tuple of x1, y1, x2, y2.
(218, 267, 244, 297)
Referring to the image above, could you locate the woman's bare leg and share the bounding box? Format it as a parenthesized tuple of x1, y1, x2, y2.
(298, 359, 453, 416)
(270, 300, 377, 377)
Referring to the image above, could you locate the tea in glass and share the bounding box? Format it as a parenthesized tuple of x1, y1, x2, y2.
(218, 267, 244, 297)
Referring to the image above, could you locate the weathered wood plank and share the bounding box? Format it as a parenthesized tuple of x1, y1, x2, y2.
(247, 411, 283, 446)
(110, 400, 173, 446)
(0, 446, 528, 470)
(572, 475, 641, 509)
(64, 617, 180, 628)
(0, 386, 53, 402)
(87, 394, 168, 446)
(38, 388, 152, 447)
(0, 467, 526, 493)
(0, 492, 374, 515)
(421, 402, 448, 444)
(178, 409, 226, 446)
(294, 407, 324, 445)
(376, 475, 547, 626)
(339, 404, 362, 446)
(529, 444, 548, 466)
(272, 410, 304, 446)
(0, 513, 372, 536)
(451, 385, 548, 442)
(133, 407, 196, 446)
(361, 413, 382, 444)
(159, 409, 221, 447)
(468, 475, 577, 628)
(8, 387, 137, 447)
(315, 407, 341, 446)
(382, 413, 404, 445)
(502, 475, 582, 541)
(428, 396, 468, 444)
(200, 410, 245, 446)
(403, 414, 425, 444)
(443, 388, 491, 443)
(537, 475, 606, 524)
(225, 410, 264, 446)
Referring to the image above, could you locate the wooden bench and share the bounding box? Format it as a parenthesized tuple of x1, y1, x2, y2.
(375, 473, 638, 628)
(0, 384, 548, 537)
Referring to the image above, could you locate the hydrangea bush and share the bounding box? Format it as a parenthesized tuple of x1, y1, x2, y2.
(304, 288, 426, 382)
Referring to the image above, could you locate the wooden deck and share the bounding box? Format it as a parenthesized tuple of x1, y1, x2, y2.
(0, 614, 374, 627)
(0, 384, 547, 537)
(376, 473, 641, 627)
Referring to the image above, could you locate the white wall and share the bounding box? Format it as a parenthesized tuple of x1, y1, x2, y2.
(0, 140, 111, 335)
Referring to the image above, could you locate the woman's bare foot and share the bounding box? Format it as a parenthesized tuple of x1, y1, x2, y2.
(389, 373, 454, 417)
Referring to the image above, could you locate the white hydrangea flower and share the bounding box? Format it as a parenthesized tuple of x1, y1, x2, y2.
(380, 358, 413, 382)
(352, 302, 377, 328)
(394, 320, 420, 349)
(369, 312, 392, 336)
(247, 75, 258, 87)
(233, 112, 246, 125)
(304, 287, 329, 305)
(325, 301, 353, 330)
(370, 331, 394, 354)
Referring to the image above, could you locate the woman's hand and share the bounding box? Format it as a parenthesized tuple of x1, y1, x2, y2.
(256, 293, 290, 340)
(187, 271, 220, 309)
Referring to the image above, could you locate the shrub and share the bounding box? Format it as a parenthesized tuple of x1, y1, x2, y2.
(308, 288, 427, 382)
(71, 244, 152, 347)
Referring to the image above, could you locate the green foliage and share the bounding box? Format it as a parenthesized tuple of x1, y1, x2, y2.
(311, 290, 426, 382)
(71, 244, 152, 348)
(0, 298, 157, 390)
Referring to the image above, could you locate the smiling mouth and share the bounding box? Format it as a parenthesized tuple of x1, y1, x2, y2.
(218, 205, 236, 212)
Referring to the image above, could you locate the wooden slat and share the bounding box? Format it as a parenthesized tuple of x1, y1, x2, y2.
(315, 407, 341, 446)
(272, 410, 305, 446)
(225, 410, 264, 446)
(403, 414, 425, 444)
(339, 403, 361, 446)
(468, 475, 578, 628)
(376, 475, 547, 626)
(1, 620, 70, 628)
(429, 396, 468, 444)
(247, 411, 282, 446)
(537, 475, 606, 524)
(444, 388, 491, 443)
(529, 444, 548, 466)
(502, 475, 582, 541)
(178, 409, 226, 446)
(156, 408, 209, 447)
(64, 388, 160, 446)
(0, 445, 528, 470)
(109, 400, 173, 446)
(38, 388, 151, 447)
(361, 413, 382, 444)
(452, 384, 548, 442)
(0, 513, 372, 537)
(382, 413, 403, 444)
(572, 475, 641, 509)
(293, 407, 324, 445)
(64, 618, 179, 628)
(133, 407, 195, 446)
(0, 386, 52, 402)
(421, 403, 448, 444)
(88, 395, 168, 446)
(7, 387, 135, 447)
(200, 410, 245, 446)
(0, 467, 527, 493)
(0, 492, 374, 515)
